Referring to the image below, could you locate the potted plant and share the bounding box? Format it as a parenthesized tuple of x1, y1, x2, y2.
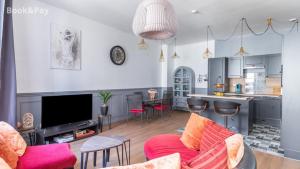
(98, 91, 112, 116)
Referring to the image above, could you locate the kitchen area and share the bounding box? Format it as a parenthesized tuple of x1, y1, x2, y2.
(188, 53, 283, 155)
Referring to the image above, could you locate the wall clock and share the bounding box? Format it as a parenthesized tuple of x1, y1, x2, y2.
(110, 46, 126, 65)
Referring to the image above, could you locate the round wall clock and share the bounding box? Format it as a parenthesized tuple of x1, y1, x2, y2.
(110, 46, 126, 65)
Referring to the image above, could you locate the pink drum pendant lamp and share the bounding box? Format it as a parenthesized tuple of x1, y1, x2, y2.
(132, 0, 177, 40)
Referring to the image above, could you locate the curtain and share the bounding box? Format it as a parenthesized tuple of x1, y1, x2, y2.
(0, 0, 17, 127)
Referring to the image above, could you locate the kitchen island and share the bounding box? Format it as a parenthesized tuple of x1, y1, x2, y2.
(188, 94, 254, 135)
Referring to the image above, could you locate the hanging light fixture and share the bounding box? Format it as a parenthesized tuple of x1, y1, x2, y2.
(235, 18, 249, 56)
(132, 0, 177, 40)
(159, 41, 165, 62)
(202, 26, 213, 59)
(138, 38, 148, 49)
(172, 37, 179, 59)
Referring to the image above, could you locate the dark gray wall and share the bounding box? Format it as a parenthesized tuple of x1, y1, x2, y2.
(17, 87, 164, 129)
(281, 33, 300, 160)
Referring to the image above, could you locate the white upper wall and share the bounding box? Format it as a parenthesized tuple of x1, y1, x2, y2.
(167, 41, 214, 88)
(215, 32, 283, 57)
(13, 0, 162, 93)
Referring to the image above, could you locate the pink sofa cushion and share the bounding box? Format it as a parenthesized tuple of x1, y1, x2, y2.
(144, 134, 198, 162)
(17, 143, 76, 169)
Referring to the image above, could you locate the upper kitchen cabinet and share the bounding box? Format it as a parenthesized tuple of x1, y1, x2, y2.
(266, 53, 282, 77)
(244, 55, 267, 68)
(228, 57, 244, 78)
(208, 57, 228, 95)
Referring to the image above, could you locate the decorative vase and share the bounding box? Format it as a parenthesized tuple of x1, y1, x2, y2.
(101, 105, 109, 116)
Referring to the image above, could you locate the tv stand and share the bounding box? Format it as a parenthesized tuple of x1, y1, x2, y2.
(37, 120, 99, 145)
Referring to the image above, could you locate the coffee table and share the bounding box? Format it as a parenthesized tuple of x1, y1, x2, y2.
(80, 136, 123, 169)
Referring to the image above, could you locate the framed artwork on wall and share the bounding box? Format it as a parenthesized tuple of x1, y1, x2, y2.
(50, 23, 81, 70)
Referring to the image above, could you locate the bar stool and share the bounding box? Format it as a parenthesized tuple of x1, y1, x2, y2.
(213, 100, 241, 129)
(187, 98, 209, 115)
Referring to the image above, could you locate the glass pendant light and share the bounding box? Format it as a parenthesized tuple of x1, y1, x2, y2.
(138, 38, 148, 49)
(159, 41, 165, 62)
(202, 26, 213, 59)
(172, 37, 179, 59)
(235, 18, 249, 56)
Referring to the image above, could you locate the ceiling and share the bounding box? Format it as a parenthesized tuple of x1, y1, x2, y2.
(38, 0, 300, 44)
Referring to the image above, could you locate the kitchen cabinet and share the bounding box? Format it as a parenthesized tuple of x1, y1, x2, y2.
(254, 97, 281, 127)
(266, 54, 282, 77)
(208, 57, 228, 95)
(228, 57, 244, 78)
(244, 55, 266, 68)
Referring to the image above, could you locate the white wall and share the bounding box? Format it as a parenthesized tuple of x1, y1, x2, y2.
(215, 32, 283, 57)
(13, 0, 162, 93)
(167, 41, 214, 89)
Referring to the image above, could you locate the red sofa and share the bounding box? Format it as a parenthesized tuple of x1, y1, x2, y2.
(17, 143, 76, 169)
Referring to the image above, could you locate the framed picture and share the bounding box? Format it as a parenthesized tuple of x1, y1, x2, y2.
(50, 24, 81, 70)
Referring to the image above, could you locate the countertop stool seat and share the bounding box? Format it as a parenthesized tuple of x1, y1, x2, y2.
(187, 98, 209, 115)
(80, 136, 123, 169)
(213, 100, 241, 129)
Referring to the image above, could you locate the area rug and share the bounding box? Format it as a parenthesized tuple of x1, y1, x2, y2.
(177, 123, 284, 157)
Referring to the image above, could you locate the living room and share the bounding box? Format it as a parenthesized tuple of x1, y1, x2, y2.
(1, 0, 300, 169)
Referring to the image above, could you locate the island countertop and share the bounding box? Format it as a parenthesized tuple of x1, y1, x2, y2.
(188, 94, 254, 101)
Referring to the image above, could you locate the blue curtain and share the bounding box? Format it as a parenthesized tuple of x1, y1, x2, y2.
(0, 0, 17, 127)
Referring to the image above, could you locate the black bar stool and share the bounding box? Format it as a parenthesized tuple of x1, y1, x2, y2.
(213, 100, 241, 129)
(187, 98, 209, 115)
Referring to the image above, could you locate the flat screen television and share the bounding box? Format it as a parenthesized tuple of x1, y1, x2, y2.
(41, 94, 93, 128)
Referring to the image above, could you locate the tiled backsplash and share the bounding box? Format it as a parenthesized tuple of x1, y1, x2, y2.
(229, 77, 281, 95)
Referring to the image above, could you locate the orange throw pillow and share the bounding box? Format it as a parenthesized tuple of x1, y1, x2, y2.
(0, 157, 12, 169)
(0, 135, 18, 169)
(225, 134, 244, 169)
(0, 121, 27, 156)
(180, 113, 211, 150)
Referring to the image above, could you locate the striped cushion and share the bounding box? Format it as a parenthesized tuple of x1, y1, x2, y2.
(200, 121, 234, 152)
(182, 142, 228, 169)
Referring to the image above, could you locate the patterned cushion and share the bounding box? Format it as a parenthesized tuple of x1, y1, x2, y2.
(225, 134, 244, 169)
(0, 121, 27, 156)
(200, 121, 234, 152)
(180, 113, 211, 150)
(103, 153, 181, 169)
(0, 135, 18, 169)
(0, 157, 12, 169)
(182, 142, 228, 169)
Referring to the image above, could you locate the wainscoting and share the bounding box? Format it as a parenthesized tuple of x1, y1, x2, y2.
(17, 87, 165, 129)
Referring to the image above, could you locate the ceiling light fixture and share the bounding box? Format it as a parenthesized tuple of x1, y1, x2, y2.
(202, 26, 213, 59)
(138, 38, 148, 49)
(191, 9, 199, 14)
(132, 0, 177, 40)
(172, 37, 179, 59)
(159, 41, 165, 62)
(235, 18, 249, 57)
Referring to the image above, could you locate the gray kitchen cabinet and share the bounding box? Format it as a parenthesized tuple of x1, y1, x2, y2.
(244, 55, 266, 68)
(228, 57, 244, 78)
(254, 97, 281, 127)
(208, 57, 228, 95)
(266, 53, 282, 77)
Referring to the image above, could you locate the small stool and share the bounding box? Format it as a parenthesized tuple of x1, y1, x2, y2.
(187, 98, 209, 115)
(213, 100, 241, 128)
(110, 135, 131, 165)
(98, 114, 112, 132)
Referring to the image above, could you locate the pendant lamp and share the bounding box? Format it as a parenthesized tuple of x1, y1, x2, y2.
(202, 26, 213, 59)
(235, 18, 249, 56)
(132, 0, 177, 40)
(172, 38, 179, 59)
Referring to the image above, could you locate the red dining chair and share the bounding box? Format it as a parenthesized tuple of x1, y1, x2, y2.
(153, 92, 172, 117)
(126, 94, 148, 122)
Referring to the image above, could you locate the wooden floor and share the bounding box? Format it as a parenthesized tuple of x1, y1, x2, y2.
(70, 111, 300, 169)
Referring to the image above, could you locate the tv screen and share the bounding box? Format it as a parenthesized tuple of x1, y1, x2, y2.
(41, 94, 93, 128)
